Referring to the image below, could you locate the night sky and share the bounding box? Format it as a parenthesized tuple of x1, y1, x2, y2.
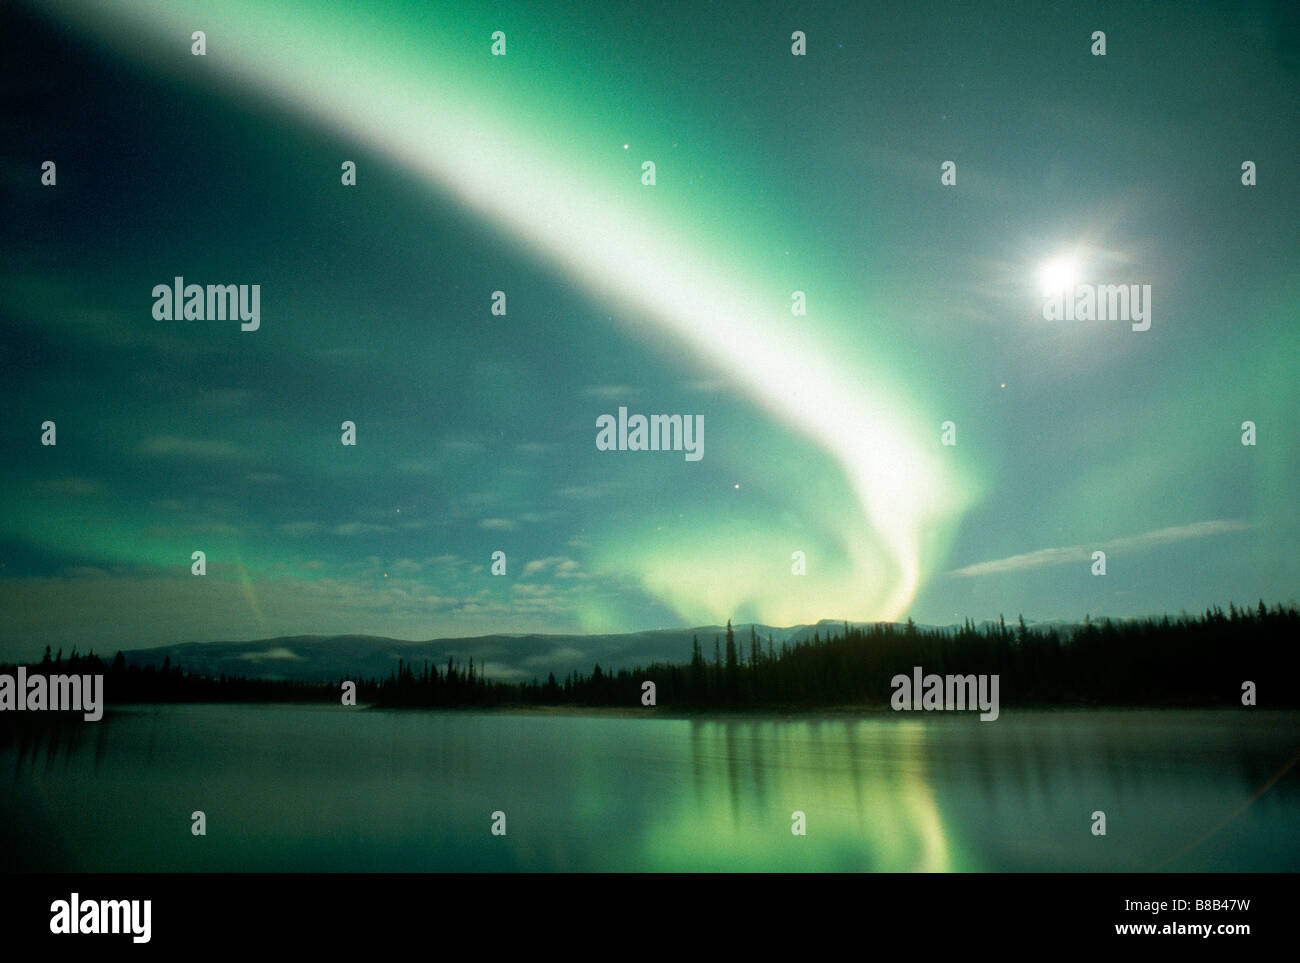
(2, 0, 1296, 664)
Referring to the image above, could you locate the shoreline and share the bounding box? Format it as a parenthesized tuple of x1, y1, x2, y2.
(59, 701, 1300, 719)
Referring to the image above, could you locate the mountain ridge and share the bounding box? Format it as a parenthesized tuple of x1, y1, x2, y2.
(116, 617, 1099, 683)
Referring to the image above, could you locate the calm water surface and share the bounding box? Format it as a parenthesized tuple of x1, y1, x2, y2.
(3, 705, 1297, 871)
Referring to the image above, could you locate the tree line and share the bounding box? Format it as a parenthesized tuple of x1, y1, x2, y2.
(372, 601, 1299, 709)
(3, 601, 1296, 711)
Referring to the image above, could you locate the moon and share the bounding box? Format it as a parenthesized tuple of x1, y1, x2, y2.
(1038, 255, 1081, 296)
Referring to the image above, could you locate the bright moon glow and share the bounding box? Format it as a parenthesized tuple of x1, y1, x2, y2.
(1038, 255, 1080, 296)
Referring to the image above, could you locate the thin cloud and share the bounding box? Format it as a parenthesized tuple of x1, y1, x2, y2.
(332, 522, 394, 536)
(523, 646, 586, 668)
(238, 646, 304, 662)
(195, 388, 258, 411)
(582, 384, 640, 399)
(558, 485, 606, 500)
(139, 435, 247, 460)
(278, 521, 321, 537)
(522, 556, 582, 578)
(35, 477, 103, 496)
(398, 459, 436, 475)
(440, 438, 486, 454)
(948, 519, 1253, 577)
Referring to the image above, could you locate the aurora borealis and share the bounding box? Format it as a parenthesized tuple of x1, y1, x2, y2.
(1, 0, 1296, 666)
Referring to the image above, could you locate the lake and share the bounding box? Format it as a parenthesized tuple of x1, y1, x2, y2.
(3, 705, 1297, 871)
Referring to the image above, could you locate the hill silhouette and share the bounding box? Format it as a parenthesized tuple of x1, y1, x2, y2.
(2, 602, 1295, 712)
